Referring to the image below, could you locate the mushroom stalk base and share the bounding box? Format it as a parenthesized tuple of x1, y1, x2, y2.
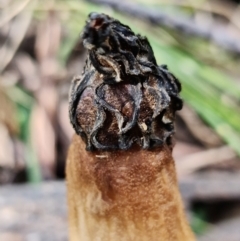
(66, 135, 195, 241)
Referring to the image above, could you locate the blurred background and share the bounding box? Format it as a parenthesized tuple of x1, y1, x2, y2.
(0, 0, 240, 240)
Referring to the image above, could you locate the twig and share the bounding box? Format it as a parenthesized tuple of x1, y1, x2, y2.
(178, 105, 222, 148)
(180, 172, 240, 202)
(88, 0, 240, 54)
(135, 0, 240, 30)
(176, 146, 237, 177)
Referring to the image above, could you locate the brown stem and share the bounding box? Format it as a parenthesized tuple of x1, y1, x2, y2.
(67, 135, 195, 241)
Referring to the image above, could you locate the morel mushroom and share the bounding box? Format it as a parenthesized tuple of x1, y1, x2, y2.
(67, 13, 195, 241)
(69, 12, 182, 151)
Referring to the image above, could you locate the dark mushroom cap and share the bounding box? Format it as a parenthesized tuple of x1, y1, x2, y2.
(69, 13, 182, 151)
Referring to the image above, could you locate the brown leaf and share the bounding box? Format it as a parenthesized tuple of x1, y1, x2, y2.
(35, 11, 61, 62)
(14, 53, 41, 92)
(58, 100, 74, 142)
(36, 84, 58, 121)
(30, 104, 56, 179)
